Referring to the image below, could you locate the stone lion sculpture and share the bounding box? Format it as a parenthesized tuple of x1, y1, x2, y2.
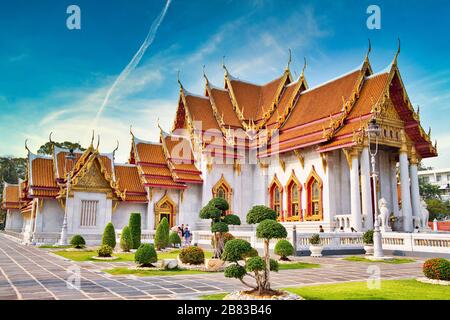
(420, 199, 430, 229)
(378, 198, 391, 230)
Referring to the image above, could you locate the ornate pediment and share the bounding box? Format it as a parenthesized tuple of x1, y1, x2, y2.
(72, 160, 111, 191)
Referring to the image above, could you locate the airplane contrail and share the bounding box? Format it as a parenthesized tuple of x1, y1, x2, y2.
(93, 0, 172, 127)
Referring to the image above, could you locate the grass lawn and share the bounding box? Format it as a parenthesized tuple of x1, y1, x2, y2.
(278, 262, 320, 270)
(104, 267, 210, 277)
(343, 256, 415, 264)
(39, 245, 72, 249)
(200, 279, 450, 300)
(53, 248, 213, 262)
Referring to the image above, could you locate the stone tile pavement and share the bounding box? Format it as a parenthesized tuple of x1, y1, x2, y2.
(0, 232, 425, 300)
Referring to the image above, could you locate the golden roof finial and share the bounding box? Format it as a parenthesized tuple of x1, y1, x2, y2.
(428, 126, 431, 137)
(301, 57, 307, 79)
(286, 48, 292, 71)
(25, 139, 31, 154)
(90, 130, 95, 148)
(129, 125, 134, 137)
(96, 134, 100, 151)
(177, 70, 183, 90)
(202, 65, 209, 85)
(49, 132, 54, 145)
(435, 139, 438, 149)
(222, 56, 229, 76)
(393, 37, 401, 65)
(112, 140, 119, 160)
(365, 38, 372, 62)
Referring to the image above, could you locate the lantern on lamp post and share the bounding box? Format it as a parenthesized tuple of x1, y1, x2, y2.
(366, 118, 384, 258)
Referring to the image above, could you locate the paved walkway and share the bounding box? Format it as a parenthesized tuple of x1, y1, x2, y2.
(0, 232, 424, 300)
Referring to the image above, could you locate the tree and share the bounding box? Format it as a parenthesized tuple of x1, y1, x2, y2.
(426, 198, 450, 221)
(199, 197, 241, 258)
(37, 141, 85, 155)
(222, 205, 287, 295)
(169, 231, 181, 247)
(274, 239, 294, 261)
(154, 217, 169, 250)
(102, 222, 116, 249)
(120, 226, 133, 252)
(129, 213, 141, 249)
(419, 181, 442, 200)
(134, 243, 157, 267)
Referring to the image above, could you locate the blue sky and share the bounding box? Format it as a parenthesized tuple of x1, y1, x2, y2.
(1, 0, 449, 167)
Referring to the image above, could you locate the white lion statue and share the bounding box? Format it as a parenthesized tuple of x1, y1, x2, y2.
(378, 198, 391, 231)
(420, 199, 430, 229)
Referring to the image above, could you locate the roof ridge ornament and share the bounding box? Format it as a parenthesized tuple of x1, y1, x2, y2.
(25, 139, 31, 154)
(393, 37, 401, 66)
(112, 140, 119, 161)
(129, 125, 134, 137)
(177, 70, 184, 91)
(301, 57, 307, 79)
(365, 38, 372, 61)
(96, 135, 100, 151)
(222, 55, 230, 76)
(90, 130, 95, 148)
(286, 48, 292, 71)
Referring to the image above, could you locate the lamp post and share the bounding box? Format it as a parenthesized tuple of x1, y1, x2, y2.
(366, 118, 384, 258)
(58, 149, 76, 246)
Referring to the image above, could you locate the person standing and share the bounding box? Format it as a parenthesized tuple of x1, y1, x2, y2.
(184, 225, 191, 246)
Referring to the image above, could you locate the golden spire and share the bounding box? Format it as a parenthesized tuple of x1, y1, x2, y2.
(25, 139, 31, 154)
(392, 37, 401, 66)
(89, 130, 95, 148)
(365, 38, 372, 62)
(300, 57, 307, 79)
(286, 48, 292, 71)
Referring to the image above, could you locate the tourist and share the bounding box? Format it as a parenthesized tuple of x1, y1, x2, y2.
(319, 225, 324, 233)
(184, 225, 192, 246)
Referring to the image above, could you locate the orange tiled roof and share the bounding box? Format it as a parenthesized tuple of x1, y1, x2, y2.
(209, 87, 242, 128)
(1, 184, 20, 209)
(115, 165, 147, 202)
(31, 157, 58, 189)
(136, 142, 167, 164)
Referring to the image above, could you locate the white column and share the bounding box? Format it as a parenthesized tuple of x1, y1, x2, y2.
(360, 147, 373, 230)
(349, 149, 362, 231)
(390, 157, 400, 217)
(399, 151, 413, 232)
(409, 160, 421, 224)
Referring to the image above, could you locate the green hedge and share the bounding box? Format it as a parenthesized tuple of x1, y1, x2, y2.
(120, 226, 133, 252)
(154, 217, 169, 250)
(129, 213, 141, 249)
(102, 222, 116, 249)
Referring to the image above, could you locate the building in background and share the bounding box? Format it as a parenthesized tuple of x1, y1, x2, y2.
(418, 168, 450, 201)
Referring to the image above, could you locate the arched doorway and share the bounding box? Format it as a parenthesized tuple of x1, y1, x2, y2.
(154, 193, 177, 228)
(212, 174, 233, 214)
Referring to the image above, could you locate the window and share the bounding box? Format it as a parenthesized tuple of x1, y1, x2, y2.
(269, 175, 283, 221)
(80, 200, 98, 227)
(305, 166, 323, 221)
(212, 175, 232, 214)
(437, 175, 441, 182)
(286, 171, 302, 221)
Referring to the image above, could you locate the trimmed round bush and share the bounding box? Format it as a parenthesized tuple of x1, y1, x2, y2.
(129, 213, 141, 249)
(246, 205, 277, 224)
(224, 264, 246, 279)
(70, 235, 85, 249)
(120, 226, 133, 252)
(222, 239, 253, 262)
(179, 246, 205, 265)
(269, 258, 279, 272)
(102, 222, 116, 249)
(169, 231, 181, 247)
(222, 214, 241, 226)
(274, 239, 294, 260)
(154, 217, 170, 250)
(97, 245, 113, 257)
(256, 219, 287, 239)
(208, 197, 229, 211)
(363, 230, 374, 244)
(199, 205, 222, 220)
(309, 234, 321, 245)
(246, 256, 264, 272)
(211, 221, 229, 233)
(423, 258, 450, 281)
(135, 243, 157, 267)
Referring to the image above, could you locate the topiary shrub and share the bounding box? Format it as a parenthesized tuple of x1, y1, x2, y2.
(154, 217, 170, 250)
(199, 198, 241, 258)
(309, 234, 321, 245)
(169, 231, 181, 247)
(120, 226, 133, 252)
(223, 206, 287, 295)
(102, 222, 116, 249)
(129, 213, 141, 249)
(134, 243, 158, 267)
(179, 246, 205, 265)
(363, 230, 374, 245)
(70, 235, 86, 249)
(97, 244, 113, 257)
(223, 232, 235, 245)
(423, 258, 450, 281)
(274, 239, 294, 261)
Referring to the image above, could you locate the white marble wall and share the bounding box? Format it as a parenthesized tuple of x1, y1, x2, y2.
(5, 209, 23, 231)
(113, 202, 147, 230)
